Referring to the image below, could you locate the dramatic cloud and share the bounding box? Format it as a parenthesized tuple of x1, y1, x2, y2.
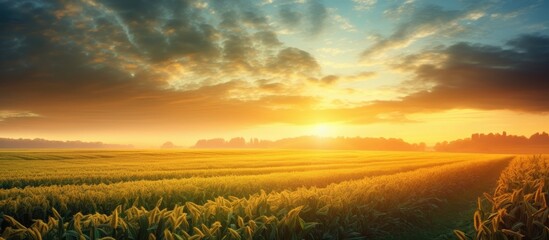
(307, 0, 328, 36)
(1, 0, 548, 144)
(254, 31, 283, 47)
(361, 3, 485, 60)
(278, 5, 303, 29)
(268, 47, 320, 77)
(276, 0, 329, 37)
(0, 0, 330, 133)
(376, 34, 549, 113)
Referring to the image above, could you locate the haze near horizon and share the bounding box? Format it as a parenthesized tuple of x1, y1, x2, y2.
(1, 0, 548, 147)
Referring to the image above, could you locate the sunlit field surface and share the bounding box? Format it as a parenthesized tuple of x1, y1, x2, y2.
(455, 156, 549, 240)
(0, 150, 522, 239)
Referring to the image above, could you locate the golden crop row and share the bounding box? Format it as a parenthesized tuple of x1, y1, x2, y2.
(0, 159, 465, 225)
(0, 150, 506, 188)
(2, 196, 318, 240)
(1, 155, 512, 239)
(1, 151, 511, 224)
(455, 155, 549, 240)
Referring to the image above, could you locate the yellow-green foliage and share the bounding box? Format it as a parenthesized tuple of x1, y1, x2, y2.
(0, 150, 502, 188)
(0, 150, 508, 221)
(0, 150, 513, 239)
(1, 200, 317, 240)
(455, 156, 549, 240)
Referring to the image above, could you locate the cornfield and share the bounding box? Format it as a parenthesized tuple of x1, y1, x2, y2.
(455, 155, 549, 240)
(0, 150, 515, 239)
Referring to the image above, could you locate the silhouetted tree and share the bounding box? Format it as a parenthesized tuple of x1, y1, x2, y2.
(434, 131, 549, 153)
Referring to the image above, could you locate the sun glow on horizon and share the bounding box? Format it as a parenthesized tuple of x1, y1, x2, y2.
(0, 0, 548, 147)
(311, 124, 334, 137)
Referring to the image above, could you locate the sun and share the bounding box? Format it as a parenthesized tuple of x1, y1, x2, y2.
(312, 124, 332, 137)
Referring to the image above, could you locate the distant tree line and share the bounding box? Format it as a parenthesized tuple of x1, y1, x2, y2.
(434, 131, 549, 153)
(0, 137, 133, 149)
(193, 136, 426, 151)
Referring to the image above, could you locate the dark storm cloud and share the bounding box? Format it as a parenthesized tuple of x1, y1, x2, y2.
(99, 0, 220, 63)
(0, 0, 328, 130)
(377, 34, 549, 113)
(0, 0, 155, 100)
(0, 1, 59, 72)
(0, 0, 220, 77)
(1, 0, 319, 79)
(0, 0, 319, 80)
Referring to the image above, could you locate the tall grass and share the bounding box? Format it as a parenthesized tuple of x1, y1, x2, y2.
(0, 151, 512, 240)
(455, 155, 549, 240)
(0, 150, 506, 188)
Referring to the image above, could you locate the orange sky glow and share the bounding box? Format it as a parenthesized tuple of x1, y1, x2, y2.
(1, 0, 548, 147)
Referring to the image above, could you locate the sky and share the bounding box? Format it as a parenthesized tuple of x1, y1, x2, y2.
(1, 0, 549, 147)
